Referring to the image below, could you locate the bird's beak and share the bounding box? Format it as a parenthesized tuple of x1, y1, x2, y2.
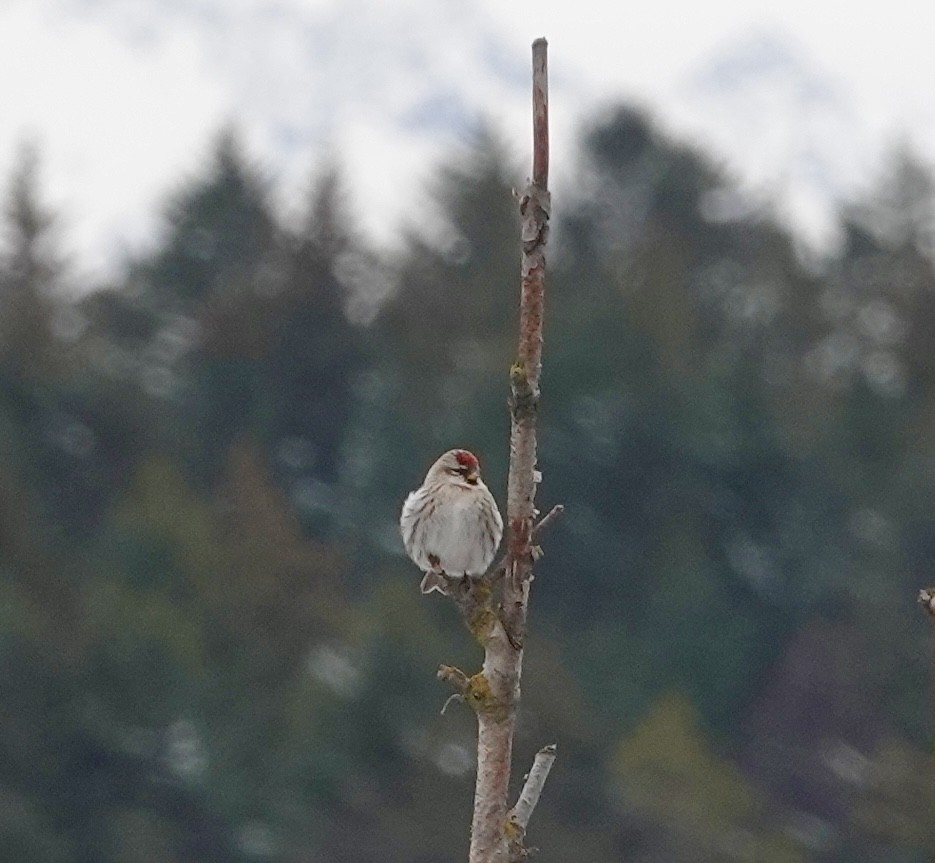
(465, 467, 479, 485)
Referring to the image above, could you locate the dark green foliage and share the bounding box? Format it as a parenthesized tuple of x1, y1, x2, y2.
(2, 112, 934, 862)
(142, 130, 280, 308)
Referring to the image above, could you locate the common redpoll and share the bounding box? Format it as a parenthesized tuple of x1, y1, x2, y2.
(400, 449, 504, 594)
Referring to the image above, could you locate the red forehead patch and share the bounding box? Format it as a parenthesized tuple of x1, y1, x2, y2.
(455, 450, 479, 468)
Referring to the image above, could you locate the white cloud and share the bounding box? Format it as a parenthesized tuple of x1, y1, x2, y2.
(3, 0, 935, 282)
(1, 2, 227, 279)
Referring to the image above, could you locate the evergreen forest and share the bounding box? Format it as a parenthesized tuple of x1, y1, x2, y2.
(2, 108, 935, 862)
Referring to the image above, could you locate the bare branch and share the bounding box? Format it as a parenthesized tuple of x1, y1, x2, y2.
(466, 39, 552, 863)
(531, 37, 549, 190)
(431, 39, 554, 863)
(478, 504, 562, 587)
(438, 664, 470, 695)
(510, 744, 557, 832)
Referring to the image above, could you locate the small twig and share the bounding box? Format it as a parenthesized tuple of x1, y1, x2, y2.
(438, 664, 470, 695)
(480, 504, 562, 586)
(531, 504, 563, 539)
(441, 693, 465, 716)
(918, 587, 935, 617)
(508, 744, 557, 834)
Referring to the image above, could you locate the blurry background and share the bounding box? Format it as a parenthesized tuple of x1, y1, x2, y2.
(2, 1, 935, 861)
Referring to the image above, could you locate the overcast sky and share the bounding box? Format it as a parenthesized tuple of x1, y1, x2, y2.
(2, 0, 933, 283)
(485, 0, 934, 108)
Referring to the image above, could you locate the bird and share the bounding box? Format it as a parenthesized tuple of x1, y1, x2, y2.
(400, 449, 504, 594)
